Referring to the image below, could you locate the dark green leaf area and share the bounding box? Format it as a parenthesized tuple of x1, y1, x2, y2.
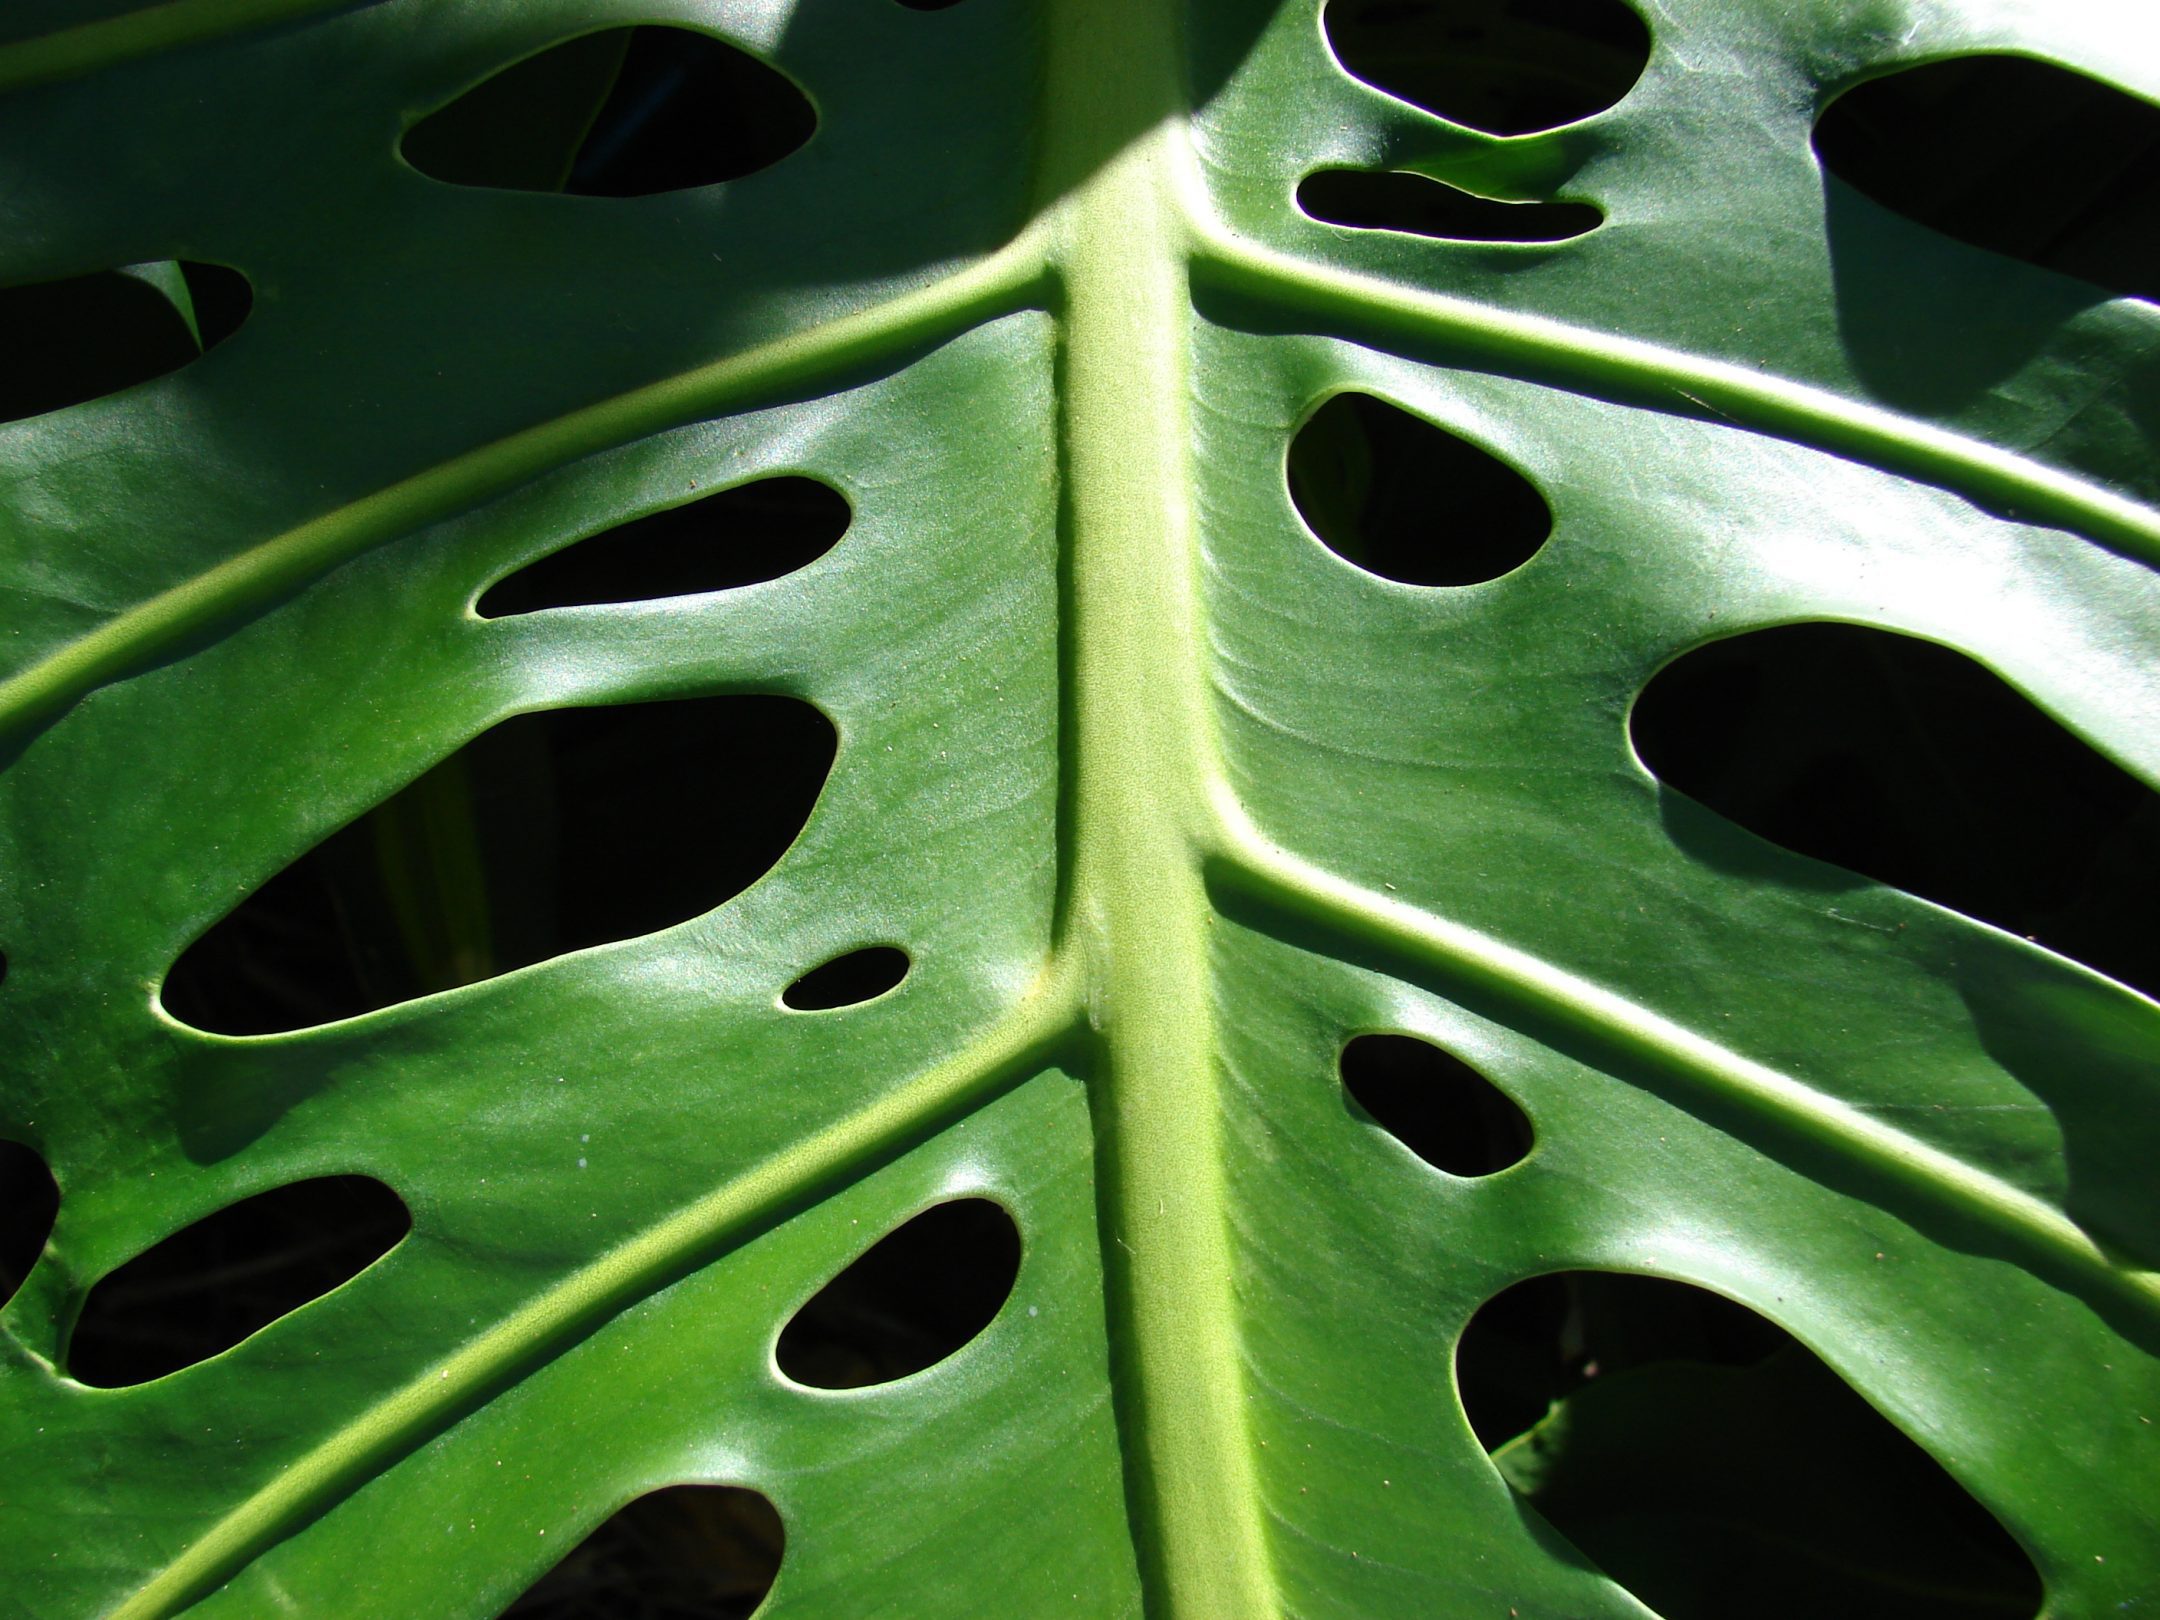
(0, 1138, 59, 1311)
(502, 1486, 783, 1620)
(1633, 623, 2160, 1000)
(1340, 1033, 1530, 1175)
(0, 261, 250, 425)
(1815, 55, 2160, 303)
(1299, 168, 1600, 241)
(1288, 392, 1550, 585)
(1467, 1274, 2040, 1620)
(68, 1175, 409, 1388)
(782, 945, 911, 1011)
(477, 477, 850, 618)
(162, 695, 835, 1035)
(1323, 0, 1650, 136)
(402, 27, 815, 198)
(776, 1198, 1020, 1390)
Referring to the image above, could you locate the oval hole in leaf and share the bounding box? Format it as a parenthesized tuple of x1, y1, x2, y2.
(402, 26, 814, 197)
(782, 946, 910, 1011)
(1632, 623, 2160, 999)
(1340, 1033, 1531, 1175)
(1288, 393, 1551, 585)
(477, 476, 849, 617)
(162, 695, 835, 1035)
(1814, 55, 2160, 303)
(0, 260, 251, 425)
(1456, 1272, 2041, 1619)
(503, 1485, 783, 1620)
(776, 1198, 1020, 1389)
(0, 1139, 59, 1311)
(1299, 168, 1601, 241)
(1323, 0, 1651, 136)
(68, 1175, 409, 1387)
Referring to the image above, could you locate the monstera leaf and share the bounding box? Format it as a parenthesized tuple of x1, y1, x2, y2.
(2, 0, 2157, 1615)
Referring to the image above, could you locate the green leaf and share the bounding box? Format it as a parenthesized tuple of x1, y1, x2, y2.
(0, 1, 2155, 1617)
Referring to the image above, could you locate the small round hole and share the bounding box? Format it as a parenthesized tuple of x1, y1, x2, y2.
(782, 946, 910, 1011)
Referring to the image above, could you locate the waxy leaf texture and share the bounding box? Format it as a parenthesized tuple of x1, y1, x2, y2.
(0, 1, 2156, 1616)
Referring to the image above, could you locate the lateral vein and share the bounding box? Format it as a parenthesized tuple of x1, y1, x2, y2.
(0, 235, 1049, 749)
(1202, 784, 2160, 1328)
(1195, 229, 2160, 569)
(110, 963, 1085, 1620)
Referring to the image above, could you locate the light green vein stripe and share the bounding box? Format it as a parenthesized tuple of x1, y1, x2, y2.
(0, 0, 360, 92)
(1204, 785, 2160, 1326)
(1196, 230, 2160, 570)
(111, 962, 1085, 1620)
(0, 235, 1048, 748)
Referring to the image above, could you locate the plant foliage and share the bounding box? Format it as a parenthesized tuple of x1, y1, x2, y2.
(0, 0, 2156, 1616)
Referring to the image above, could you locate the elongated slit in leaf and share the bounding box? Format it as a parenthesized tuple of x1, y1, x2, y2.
(477, 476, 849, 617)
(68, 1175, 410, 1387)
(1323, 0, 1651, 135)
(1340, 1033, 1532, 1175)
(502, 1485, 783, 1620)
(1456, 1272, 2041, 1619)
(1298, 169, 1601, 241)
(782, 946, 910, 1011)
(1632, 623, 2160, 999)
(776, 1199, 1020, 1389)
(0, 261, 251, 424)
(0, 1140, 58, 1311)
(161, 695, 836, 1034)
(402, 27, 815, 197)
(1288, 392, 1551, 584)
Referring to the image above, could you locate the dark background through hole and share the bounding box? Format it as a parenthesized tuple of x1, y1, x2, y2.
(1633, 623, 2160, 999)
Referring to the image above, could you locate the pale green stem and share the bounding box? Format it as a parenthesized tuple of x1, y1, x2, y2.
(1038, 2, 1277, 1614)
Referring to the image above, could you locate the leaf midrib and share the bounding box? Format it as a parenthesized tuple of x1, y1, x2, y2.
(57, 5, 2160, 1613)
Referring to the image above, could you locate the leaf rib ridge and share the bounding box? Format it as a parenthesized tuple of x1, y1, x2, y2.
(1195, 230, 2160, 568)
(0, 0, 368, 92)
(1200, 787, 2160, 1331)
(108, 969, 1084, 1620)
(0, 235, 1051, 752)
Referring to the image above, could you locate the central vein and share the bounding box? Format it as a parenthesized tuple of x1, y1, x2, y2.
(1040, 2, 1275, 1614)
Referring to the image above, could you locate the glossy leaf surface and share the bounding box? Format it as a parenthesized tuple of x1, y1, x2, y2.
(0, 1, 2155, 1617)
